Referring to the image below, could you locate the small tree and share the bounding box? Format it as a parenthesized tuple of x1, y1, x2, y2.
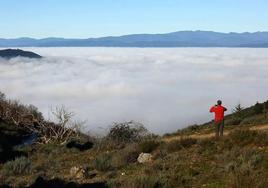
(233, 103, 244, 119)
(107, 121, 148, 144)
(0, 91, 5, 101)
(27, 106, 82, 144)
(0, 92, 6, 119)
(264, 100, 268, 119)
(27, 104, 44, 122)
(254, 102, 263, 115)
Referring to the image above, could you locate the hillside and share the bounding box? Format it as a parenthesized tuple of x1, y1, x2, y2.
(0, 49, 42, 59)
(0, 92, 268, 188)
(1, 31, 268, 47)
(164, 100, 268, 138)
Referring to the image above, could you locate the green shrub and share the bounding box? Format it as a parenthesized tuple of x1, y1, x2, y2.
(220, 148, 266, 188)
(139, 140, 160, 153)
(229, 129, 256, 146)
(112, 144, 140, 168)
(93, 137, 120, 151)
(227, 166, 258, 188)
(238, 113, 268, 125)
(175, 124, 201, 135)
(221, 148, 263, 171)
(123, 176, 160, 188)
(180, 137, 197, 148)
(232, 103, 245, 119)
(228, 118, 243, 126)
(2, 156, 32, 176)
(256, 132, 268, 146)
(92, 153, 113, 171)
(165, 140, 182, 153)
(198, 138, 217, 153)
(106, 179, 121, 188)
(228, 129, 268, 146)
(107, 121, 148, 144)
(254, 102, 263, 115)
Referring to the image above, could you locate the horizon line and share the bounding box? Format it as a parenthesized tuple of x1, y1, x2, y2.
(1, 30, 268, 40)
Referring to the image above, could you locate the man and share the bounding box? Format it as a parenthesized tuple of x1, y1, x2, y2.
(209, 100, 227, 138)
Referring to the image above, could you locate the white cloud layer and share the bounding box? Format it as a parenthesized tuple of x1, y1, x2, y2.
(1, 47, 268, 134)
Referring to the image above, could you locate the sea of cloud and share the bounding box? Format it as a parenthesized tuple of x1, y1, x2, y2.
(1, 47, 268, 134)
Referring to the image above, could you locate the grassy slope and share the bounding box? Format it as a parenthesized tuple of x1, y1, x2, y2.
(1, 128, 267, 187)
(164, 100, 268, 138)
(1, 101, 268, 187)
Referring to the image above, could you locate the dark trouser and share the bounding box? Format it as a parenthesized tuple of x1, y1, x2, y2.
(215, 120, 224, 138)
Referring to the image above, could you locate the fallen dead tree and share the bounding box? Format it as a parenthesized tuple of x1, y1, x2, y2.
(18, 106, 81, 144)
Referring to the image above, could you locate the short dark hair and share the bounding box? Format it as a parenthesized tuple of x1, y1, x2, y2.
(217, 100, 222, 105)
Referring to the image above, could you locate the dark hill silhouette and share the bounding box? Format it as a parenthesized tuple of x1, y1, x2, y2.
(0, 49, 42, 59)
(1, 31, 268, 47)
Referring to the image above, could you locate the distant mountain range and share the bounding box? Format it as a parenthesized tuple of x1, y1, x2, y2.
(0, 49, 42, 59)
(1, 31, 268, 47)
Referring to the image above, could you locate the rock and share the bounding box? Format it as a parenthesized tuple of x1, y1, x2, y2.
(69, 166, 86, 179)
(137, 153, 153, 163)
(70, 166, 98, 180)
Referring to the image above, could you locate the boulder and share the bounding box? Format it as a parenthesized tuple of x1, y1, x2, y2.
(137, 153, 152, 163)
(70, 166, 98, 180)
(69, 166, 86, 179)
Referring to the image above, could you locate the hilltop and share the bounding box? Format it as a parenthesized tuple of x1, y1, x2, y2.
(0, 49, 42, 59)
(1, 31, 268, 47)
(165, 101, 268, 138)
(0, 91, 268, 187)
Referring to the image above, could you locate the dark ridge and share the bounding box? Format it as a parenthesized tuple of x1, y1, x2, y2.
(66, 141, 94, 151)
(27, 177, 107, 188)
(1, 31, 268, 47)
(0, 49, 42, 59)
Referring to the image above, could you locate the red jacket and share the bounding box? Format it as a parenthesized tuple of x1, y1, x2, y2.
(209, 105, 227, 122)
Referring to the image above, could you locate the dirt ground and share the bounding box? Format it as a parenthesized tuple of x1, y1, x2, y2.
(163, 124, 268, 142)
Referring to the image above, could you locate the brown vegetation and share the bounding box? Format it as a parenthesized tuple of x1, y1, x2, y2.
(1, 91, 268, 188)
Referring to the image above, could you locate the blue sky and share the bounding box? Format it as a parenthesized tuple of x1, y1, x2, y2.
(0, 0, 267, 38)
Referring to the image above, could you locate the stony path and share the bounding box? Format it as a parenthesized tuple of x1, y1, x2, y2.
(163, 124, 268, 142)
